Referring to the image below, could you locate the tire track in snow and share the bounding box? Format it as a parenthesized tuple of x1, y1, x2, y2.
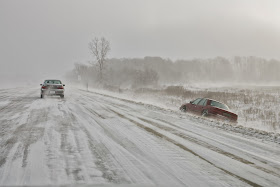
(1, 87, 278, 186)
(0, 107, 48, 184)
(56, 118, 85, 182)
(108, 108, 262, 187)
(80, 88, 280, 144)
(45, 99, 108, 184)
(19, 109, 47, 167)
(65, 105, 131, 184)
(78, 89, 280, 185)
(104, 99, 280, 186)
(0, 89, 41, 169)
(73, 95, 199, 185)
(156, 118, 280, 171)
(137, 117, 280, 178)
(90, 90, 280, 174)
(50, 93, 114, 183)
(75, 97, 236, 186)
(80, 105, 188, 186)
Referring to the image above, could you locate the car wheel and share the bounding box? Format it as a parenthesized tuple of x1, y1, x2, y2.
(180, 105, 187, 112)
(202, 110, 209, 117)
(41, 94, 44, 98)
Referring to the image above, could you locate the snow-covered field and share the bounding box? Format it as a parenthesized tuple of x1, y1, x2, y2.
(88, 84, 280, 133)
(0, 87, 280, 186)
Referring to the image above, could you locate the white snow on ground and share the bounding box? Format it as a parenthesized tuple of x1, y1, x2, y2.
(0, 87, 280, 186)
(0, 101, 10, 108)
(80, 84, 280, 133)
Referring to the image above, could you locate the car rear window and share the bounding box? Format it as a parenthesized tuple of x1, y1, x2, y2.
(192, 98, 202, 105)
(45, 80, 61, 84)
(210, 100, 229, 110)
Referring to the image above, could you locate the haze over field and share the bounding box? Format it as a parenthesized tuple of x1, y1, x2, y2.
(2, 1, 280, 186)
(1, 0, 280, 86)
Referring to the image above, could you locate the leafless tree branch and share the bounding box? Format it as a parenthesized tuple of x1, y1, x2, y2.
(88, 37, 110, 82)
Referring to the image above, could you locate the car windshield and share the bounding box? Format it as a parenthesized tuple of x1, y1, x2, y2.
(45, 80, 61, 84)
(210, 100, 229, 110)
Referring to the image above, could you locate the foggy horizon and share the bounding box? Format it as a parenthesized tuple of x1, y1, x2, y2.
(1, 1, 280, 186)
(1, 0, 280, 86)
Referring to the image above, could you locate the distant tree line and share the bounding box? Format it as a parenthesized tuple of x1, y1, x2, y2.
(65, 56, 280, 88)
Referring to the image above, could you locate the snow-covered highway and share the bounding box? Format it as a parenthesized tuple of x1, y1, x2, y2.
(0, 87, 280, 186)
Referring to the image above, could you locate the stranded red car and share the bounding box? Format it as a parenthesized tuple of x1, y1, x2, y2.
(180, 98, 238, 122)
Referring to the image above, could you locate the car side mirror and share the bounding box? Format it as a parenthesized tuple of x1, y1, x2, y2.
(190, 101, 193, 104)
(40, 84, 42, 86)
(63, 84, 65, 86)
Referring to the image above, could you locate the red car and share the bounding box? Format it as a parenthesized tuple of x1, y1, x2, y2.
(180, 98, 238, 122)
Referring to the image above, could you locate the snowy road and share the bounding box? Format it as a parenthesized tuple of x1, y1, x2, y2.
(0, 87, 280, 186)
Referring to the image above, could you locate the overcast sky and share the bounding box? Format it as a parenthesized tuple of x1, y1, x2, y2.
(1, 0, 280, 85)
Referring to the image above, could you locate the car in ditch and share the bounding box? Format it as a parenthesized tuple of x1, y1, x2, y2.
(180, 98, 238, 122)
(40, 80, 65, 98)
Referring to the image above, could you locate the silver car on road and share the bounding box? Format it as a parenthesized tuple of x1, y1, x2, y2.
(40, 80, 65, 98)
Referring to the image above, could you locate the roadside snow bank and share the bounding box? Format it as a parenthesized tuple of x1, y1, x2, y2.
(78, 87, 280, 144)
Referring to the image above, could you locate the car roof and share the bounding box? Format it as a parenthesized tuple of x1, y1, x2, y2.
(199, 98, 228, 106)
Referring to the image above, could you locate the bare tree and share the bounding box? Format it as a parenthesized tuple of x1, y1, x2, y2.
(88, 37, 110, 82)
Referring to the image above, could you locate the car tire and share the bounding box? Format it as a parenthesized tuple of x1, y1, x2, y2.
(180, 105, 187, 112)
(202, 110, 209, 117)
(41, 94, 44, 98)
(60, 95, 64, 98)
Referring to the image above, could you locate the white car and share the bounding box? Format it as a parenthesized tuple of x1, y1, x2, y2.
(40, 80, 65, 98)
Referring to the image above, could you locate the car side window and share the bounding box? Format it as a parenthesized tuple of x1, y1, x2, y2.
(210, 100, 229, 110)
(203, 99, 208, 106)
(198, 98, 207, 106)
(192, 98, 201, 105)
